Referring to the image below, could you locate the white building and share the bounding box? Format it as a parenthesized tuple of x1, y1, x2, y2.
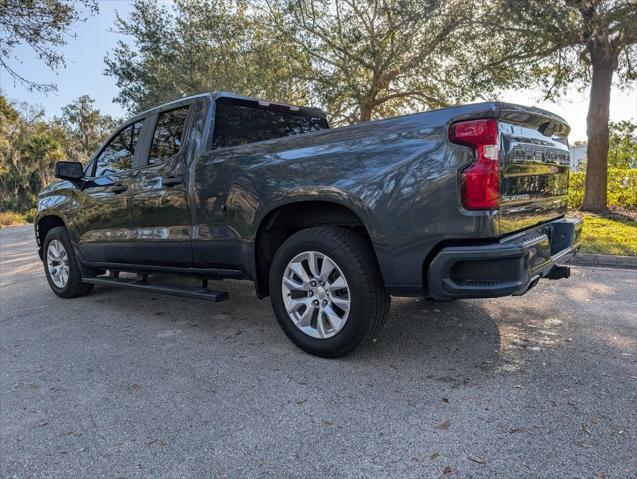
(569, 143, 587, 171)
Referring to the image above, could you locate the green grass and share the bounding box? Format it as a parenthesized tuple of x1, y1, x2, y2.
(579, 213, 637, 256)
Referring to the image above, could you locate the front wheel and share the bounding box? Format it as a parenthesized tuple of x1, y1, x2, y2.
(43, 226, 93, 298)
(269, 227, 390, 358)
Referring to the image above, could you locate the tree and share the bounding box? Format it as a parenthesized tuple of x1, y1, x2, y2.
(478, 0, 637, 213)
(608, 120, 637, 169)
(20, 126, 64, 189)
(0, 94, 117, 212)
(269, 0, 481, 124)
(105, 0, 485, 123)
(0, 95, 48, 211)
(54, 95, 118, 163)
(105, 0, 312, 114)
(0, 0, 98, 92)
(0, 95, 21, 204)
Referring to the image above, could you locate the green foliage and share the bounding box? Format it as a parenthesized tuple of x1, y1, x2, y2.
(105, 0, 486, 123)
(0, 208, 36, 227)
(272, 0, 481, 124)
(24, 208, 37, 223)
(0, 97, 39, 212)
(608, 120, 637, 169)
(579, 214, 637, 256)
(53, 95, 119, 163)
(567, 170, 585, 208)
(569, 168, 637, 209)
(0, 94, 115, 212)
(0, 211, 27, 227)
(0, 0, 98, 92)
(478, 1, 637, 96)
(105, 0, 312, 114)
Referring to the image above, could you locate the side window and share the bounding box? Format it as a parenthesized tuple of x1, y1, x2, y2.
(212, 101, 328, 149)
(95, 120, 144, 177)
(148, 106, 190, 165)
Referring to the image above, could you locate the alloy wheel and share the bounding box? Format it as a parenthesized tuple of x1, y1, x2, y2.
(46, 239, 70, 288)
(281, 251, 351, 339)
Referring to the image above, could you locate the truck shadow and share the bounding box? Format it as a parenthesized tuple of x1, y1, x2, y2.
(88, 276, 508, 376)
(84, 270, 631, 383)
(354, 297, 507, 379)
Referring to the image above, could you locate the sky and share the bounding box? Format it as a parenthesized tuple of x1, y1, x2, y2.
(1, 1, 636, 143)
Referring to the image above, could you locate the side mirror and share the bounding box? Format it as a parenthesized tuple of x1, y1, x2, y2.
(54, 161, 84, 181)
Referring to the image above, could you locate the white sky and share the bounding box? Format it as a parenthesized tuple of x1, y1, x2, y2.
(1, 0, 635, 143)
(498, 87, 637, 142)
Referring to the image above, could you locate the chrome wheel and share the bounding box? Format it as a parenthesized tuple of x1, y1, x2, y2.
(281, 251, 351, 339)
(46, 239, 69, 288)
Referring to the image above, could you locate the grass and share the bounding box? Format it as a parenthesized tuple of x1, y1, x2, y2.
(0, 211, 28, 227)
(577, 212, 637, 256)
(0, 209, 36, 227)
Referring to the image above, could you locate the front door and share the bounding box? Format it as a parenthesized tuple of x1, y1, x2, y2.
(128, 104, 193, 267)
(76, 119, 145, 264)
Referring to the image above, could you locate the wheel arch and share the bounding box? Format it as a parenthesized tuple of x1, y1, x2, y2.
(36, 215, 66, 259)
(253, 198, 383, 298)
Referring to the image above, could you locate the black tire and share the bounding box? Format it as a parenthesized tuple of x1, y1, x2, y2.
(269, 226, 390, 358)
(42, 226, 93, 298)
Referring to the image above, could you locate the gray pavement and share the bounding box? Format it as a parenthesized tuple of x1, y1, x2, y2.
(1, 224, 636, 478)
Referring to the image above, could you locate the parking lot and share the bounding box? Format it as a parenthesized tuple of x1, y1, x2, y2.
(1, 224, 636, 478)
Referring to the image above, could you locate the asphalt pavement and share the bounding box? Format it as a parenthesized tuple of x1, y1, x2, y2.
(1, 225, 636, 478)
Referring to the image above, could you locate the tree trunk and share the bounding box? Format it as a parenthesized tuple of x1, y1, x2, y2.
(581, 55, 614, 213)
(359, 102, 373, 123)
(39, 166, 48, 189)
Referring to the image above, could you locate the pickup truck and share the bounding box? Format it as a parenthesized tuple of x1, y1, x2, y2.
(35, 91, 582, 357)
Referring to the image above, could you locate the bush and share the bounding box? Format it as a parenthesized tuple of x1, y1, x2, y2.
(0, 208, 36, 227)
(24, 208, 37, 223)
(568, 168, 637, 209)
(0, 211, 27, 227)
(579, 214, 637, 256)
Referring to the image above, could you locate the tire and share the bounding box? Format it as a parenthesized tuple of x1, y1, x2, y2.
(269, 226, 390, 358)
(42, 226, 93, 298)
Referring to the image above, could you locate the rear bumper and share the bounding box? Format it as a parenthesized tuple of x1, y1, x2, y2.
(427, 217, 582, 300)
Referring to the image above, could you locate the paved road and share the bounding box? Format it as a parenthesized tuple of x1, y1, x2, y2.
(1, 225, 636, 478)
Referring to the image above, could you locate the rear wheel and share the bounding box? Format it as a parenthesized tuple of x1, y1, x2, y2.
(43, 227, 93, 298)
(269, 226, 390, 357)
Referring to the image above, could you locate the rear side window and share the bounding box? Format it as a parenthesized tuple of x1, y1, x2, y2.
(148, 106, 190, 165)
(212, 101, 328, 149)
(94, 120, 144, 177)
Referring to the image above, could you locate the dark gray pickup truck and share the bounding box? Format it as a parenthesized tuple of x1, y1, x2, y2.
(36, 91, 582, 357)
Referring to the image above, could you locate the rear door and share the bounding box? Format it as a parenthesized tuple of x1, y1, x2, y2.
(77, 119, 145, 264)
(497, 108, 570, 234)
(192, 96, 329, 270)
(128, 101, 195, 266)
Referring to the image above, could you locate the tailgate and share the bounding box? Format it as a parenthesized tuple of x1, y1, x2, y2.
(497, 107, 570, 234)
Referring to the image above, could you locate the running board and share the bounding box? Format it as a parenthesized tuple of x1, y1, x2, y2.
(82, 276, 229, 302)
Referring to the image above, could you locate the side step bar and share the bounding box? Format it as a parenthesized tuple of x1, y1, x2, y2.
(82, 276, 229, 302)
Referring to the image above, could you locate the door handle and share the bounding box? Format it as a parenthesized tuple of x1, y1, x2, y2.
(110, 183, 128, 194)
(162, 175, 182, 187)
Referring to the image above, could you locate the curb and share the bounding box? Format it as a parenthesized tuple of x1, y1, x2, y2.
(570, 253, 637, 269)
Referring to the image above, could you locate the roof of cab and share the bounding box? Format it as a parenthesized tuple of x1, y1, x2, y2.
(130, 91, 326, 121)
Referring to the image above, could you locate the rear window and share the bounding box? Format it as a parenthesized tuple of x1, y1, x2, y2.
(212, 100, 328, 149)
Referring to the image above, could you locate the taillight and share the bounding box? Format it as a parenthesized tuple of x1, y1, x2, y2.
(449, 118, 499, 210)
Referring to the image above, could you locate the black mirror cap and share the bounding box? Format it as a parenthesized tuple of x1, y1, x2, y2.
(54, 161, 84, 181)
